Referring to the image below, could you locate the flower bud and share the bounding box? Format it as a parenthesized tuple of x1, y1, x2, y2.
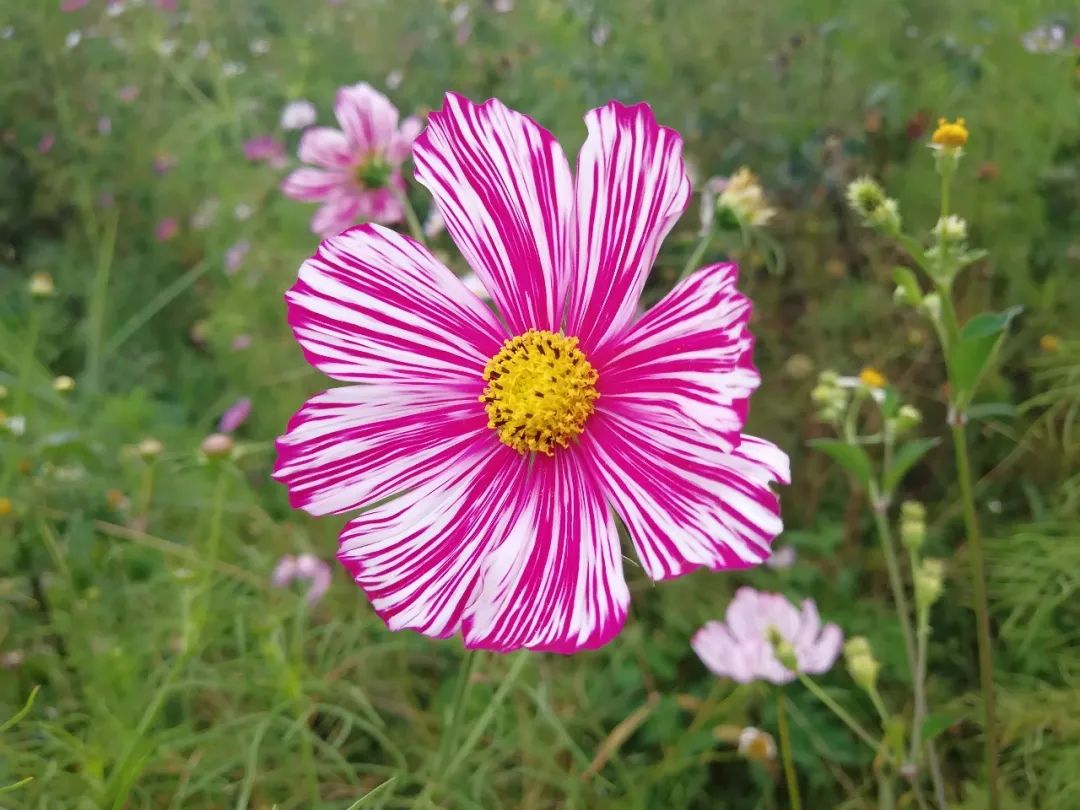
(200, 433, 234, 459)
(933, 215, 967, 243)
(137, 437, 165, 460)
(29, 272, 55, 298)
(900, 501, 926, 552)
(894, 404, 922, 435)
(915, 559, 945, 609)
(867, 198, 902, 235)
(846, 177, 887, 219)
(919, 293, 942, 320)
(844, 636, 881, 693)
(52, 375, 76, 393)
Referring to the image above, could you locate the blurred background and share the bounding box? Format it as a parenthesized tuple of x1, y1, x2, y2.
(1, 0, 1078, 807)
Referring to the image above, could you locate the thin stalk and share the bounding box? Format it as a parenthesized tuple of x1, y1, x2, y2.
(395, 188, 427, 246)
(776, 690, 802, 810)
(416, 649, 479, 807)
(291, 604, 320, 806)
(85, 209, 119, 396)
(868, 485, 917, 671)
(950, 419, 999, 810)
(878, 773, 896, 810)
(678, 227, 715, 280)
(797, 674, 881, 754)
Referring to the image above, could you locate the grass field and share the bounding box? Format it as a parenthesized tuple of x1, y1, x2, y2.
(1, 1, 1079, 807)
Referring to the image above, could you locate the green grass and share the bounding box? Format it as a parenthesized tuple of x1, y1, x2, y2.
(1, 0, 1079, 807)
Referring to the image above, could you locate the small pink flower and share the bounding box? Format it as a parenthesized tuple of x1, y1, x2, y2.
(231, 333, 252, 352)
(280, 100, 317, 131)
(272, 553, 332, 604)
(243, 135, 286, 168)
(98, 116, 112, 136)
(155, 217, 179, 242)
(280, 82, 421, 237)
(692, 587, 842, 684)
(225, 239, 250, 274)
(153, 152, 176, 175)
(765, 545, 796, 569)
(38, 133, 56, 154)
(118, 84, 140, 103)
(218, 397, 252, 433)
(274, 94, 789, 652)
(60, 0, 89, 11)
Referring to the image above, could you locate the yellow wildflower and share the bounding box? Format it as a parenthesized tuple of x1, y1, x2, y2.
(858, 367, 887, 389)
(931, 117, 968, 149)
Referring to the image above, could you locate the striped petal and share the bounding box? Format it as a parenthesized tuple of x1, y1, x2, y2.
(463, 451, 629, 653)
(567, 101, 691, 353)
(298, 127, 356, 169)
(412, 92, 574, 333)
(335, 83, 399, 154)
(287, 224, 506, 386)
(274, 385, 489, 517)
(580, 410, 790, 580)
(337, 443, 528, 641)
(594, 263, 759, 454)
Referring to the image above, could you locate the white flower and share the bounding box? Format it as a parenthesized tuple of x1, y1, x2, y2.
(1021, 24, 1065, 54)
(156, 38, 178, 57)
(4, 415, 26, 436)
(249, 38, 270, 55)
(65, 30, 82, 49)
(193, 40, 210, 59)
(280, 99, 317, 131)
(385, 70, 404, 90)
(933, 215, 967, 242)
(222, 61, 246, 78)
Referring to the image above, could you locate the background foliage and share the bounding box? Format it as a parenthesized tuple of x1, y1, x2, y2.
(1, 0, 1078, 807)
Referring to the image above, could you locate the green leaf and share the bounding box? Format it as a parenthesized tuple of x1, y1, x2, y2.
(920, 712, 959, 742)
(967, 402, 1016, 421)
(948, 307, 1021, 404)
(892, 266, 922, 306)
(882, 437, 940, 493)
(808, 439, 874, 488)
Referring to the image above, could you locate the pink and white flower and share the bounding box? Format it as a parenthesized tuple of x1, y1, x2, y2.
(281, 99, 317, 131)
(692, 587, 842, 684)
(280, 83, 422, 237)
(243, 135, 286, 168)
(218, 397, 252, 433)
(274, 93, 789, 653)
(272, 553, 332, 604)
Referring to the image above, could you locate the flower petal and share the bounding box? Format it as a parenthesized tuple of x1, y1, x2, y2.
(281, 167, 346, 202)
(274, 385, 489, 516)
(595, 263, 759, 453)
(337, 443, 527, 640)
(579, 410, 790, 581)
(335, 82, 399, 154)
(311, 194, 362, 237)
(462, 451, 629, 653)
(412, 92, 574, 333)
(287, 224, 506, 385)
(386, 114, 422, 164)
(298, 126, 356, 169)
(567, 101, 691, 352)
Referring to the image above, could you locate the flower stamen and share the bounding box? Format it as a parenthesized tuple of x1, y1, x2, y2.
(480, 329, 599, 455)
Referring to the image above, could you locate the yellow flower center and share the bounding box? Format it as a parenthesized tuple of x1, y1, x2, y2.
(931, 117, 968, 149)
(480, 329, 599, 455)
(858, 367, 887, 389)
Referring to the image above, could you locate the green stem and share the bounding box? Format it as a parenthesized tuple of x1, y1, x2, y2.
(950, 419, 999, 810)
(395, 188, 427, 246)
(85, 210, 119, 397)
(878, 772, 896, 810)
(797, 674, 881, 754)
(291, 604, 320, 806)
(678, 227, 715, 280)
(868, 484, 918, 675)
(776, 690, 802, 810)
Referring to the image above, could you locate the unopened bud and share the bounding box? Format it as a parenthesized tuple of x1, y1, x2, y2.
(933, 215, 967, 243)
(920, 293, 942, 320)
(29, 272, 55, 298)
(915, 559, 945, 609)
(900, 501, 926, 552)
(844, 636, 881, 693)
(200, 433, 234, 459)
(894, 404, 922, 435)
(52, 375, 76, 393)
(867, 198, 902, 235)
(137, 437, 165, 460)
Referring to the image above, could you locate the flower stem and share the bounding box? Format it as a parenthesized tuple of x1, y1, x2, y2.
(678, 228, 714, 280)
(950, 418, 999, 810)
(84, 209, 119, 397)
(868, 485, 918, 673)
(776, 689, 802, 810)
(797, 674, 881, 754)
(395, 188, 427, 246)
(878, 772, 896, 810)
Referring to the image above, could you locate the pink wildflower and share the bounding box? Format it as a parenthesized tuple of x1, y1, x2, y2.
(225, 239, 250, 274)
(155, 217, 179, 242)
(280, 83, 421, 237)
(692, 587, 842, 684)
(218, 397, 252, 433)
(272, 553, 332, 604)
(274, 94, 789, 653)
(60, 0, 89, 11)
(243, 135, 286, 168)
(38, 134, 56, 154)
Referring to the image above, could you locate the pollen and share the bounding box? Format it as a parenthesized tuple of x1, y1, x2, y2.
(858, 367, 887, 389)
(931, 117, 968, 149)
(480, 329, 599, 455)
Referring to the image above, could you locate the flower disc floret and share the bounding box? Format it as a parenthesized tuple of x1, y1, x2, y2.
(481, 329, 599, 455)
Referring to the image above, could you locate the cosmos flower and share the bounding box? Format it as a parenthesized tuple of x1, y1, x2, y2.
(692, 587, 842, 684)
(280, 82, 421, 237)
(274, 94, 789, 653)
(280, 99, 317, 131)
(155, 217, 179, 242)
(243, 135, 286, 168)
(272, 553, 332, 604)
(218, 397, 252, 433)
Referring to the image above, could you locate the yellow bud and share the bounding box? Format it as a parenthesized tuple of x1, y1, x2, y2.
(52, 375, 76, 393)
